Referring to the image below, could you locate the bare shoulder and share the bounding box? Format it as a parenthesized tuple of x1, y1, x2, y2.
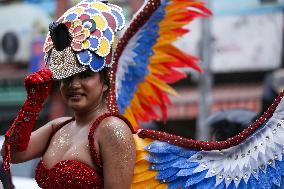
(96, 116, 133, 143)
(97, 116, 132, 133)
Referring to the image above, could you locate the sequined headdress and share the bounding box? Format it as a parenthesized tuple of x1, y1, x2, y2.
(44, 0, 125, 79)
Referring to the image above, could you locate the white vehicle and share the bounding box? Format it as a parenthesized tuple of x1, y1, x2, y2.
(0, 136, 40, 189)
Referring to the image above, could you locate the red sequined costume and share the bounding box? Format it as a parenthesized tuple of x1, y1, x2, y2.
(35, 113, 133, 189)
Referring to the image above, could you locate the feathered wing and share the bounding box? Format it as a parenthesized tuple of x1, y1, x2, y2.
(111, 0, 211, 130)
(131, 91, 284, 188)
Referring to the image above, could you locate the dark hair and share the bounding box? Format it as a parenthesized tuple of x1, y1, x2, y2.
(208, 109, 257, 141)
(211, 121, 244, 141)
(99, 68, 110, 100)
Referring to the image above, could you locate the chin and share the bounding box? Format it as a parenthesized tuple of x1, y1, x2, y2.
(68, 101, 86, 111)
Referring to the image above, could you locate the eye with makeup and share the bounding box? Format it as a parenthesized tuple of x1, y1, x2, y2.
(61, 77, 72, 85)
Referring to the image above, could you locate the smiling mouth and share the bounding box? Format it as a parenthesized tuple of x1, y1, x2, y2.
(68, 93, 85, 100)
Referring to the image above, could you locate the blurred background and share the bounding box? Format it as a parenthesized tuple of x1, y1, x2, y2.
(0, 0, 284, 187)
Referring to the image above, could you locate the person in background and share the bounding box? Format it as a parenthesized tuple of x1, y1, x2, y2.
(208, 69, 284, 141)
(208, 109, 257, 141)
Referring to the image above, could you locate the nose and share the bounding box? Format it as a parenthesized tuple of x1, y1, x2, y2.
(69, 75, 81, 88)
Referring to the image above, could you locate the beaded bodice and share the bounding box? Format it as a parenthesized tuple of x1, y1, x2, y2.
(35, 113, 133, 189)
(35, 159, 103, 189)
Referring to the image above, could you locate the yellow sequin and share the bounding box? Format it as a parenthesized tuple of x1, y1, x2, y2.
(83, 40, 91, 49)
(72, 19, 82, 28)
(90, 2, 110, 12)
(92, 15, 107, 31)
(83, 28, 90, 38)
(72, 7, 84, 14)
(97, 37, 110, 57)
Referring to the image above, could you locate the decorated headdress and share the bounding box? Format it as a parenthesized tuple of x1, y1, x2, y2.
(44, 0, 125, 79)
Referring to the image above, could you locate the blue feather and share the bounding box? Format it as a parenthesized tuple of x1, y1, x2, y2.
(280, 177, 284, 188)
(271, 184, 280, 189)
(272, 166, 282, 187)
(265, 164, 281, 187)
(117, 2, 167, 113)
(177, 150, 198, 158)
(156, 168, 180, 180)
(176, 166, 200, 177)
(258, 167, 272, 188)
(150, 159, 183, 171)
(247, 175, 260, 189)
(227, 182, 237, 189)
(146, 141, 186, 154)
(146, 153, 179, 163)
(215, 181, 226, 189)
(166, 174, 180, 182)
(237, 179, 247, 189)
(173, 159, 199, 169)
(185, 170, 208, 187)
(275, 157, 284, 176)
(168, 177, 187, 189)
(190, 177, 216, 189)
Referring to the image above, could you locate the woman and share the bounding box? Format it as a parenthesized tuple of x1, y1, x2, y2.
(2, 1, 136, 188)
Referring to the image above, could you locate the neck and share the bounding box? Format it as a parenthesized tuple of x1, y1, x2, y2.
(74, 103, 108, 126)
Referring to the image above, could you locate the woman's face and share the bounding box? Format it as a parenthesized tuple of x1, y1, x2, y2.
(60, 70, 108, 112)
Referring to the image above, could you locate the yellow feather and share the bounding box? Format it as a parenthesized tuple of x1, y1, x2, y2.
(155, 37, 177, 45)
(132, 94, 145, 115)
(138, 82, 161, 103)
(133, 134, 153, 150)
(136, 88, 152, 104)
(154, 185, 169, 189)
(136, 151, 149, 162)
(134, 161, 150, 174)
(164, 13, 189, 21)
(146, 75, 178, 96)
(124, 108, 139, 129)
(131, 179, 167, 189)
(150, 54, 176, 63)
(159, 22, 187, 30)
(132, 170, 157, 183)
(148, 64, 171, 75)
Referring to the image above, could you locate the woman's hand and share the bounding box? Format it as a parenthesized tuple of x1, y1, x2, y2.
(24, 69, 53, 103)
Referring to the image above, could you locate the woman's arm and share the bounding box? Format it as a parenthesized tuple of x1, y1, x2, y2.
(1, 117, 72, 164)
(0, 69, 68, 165)
(98, 117, 136, 189)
